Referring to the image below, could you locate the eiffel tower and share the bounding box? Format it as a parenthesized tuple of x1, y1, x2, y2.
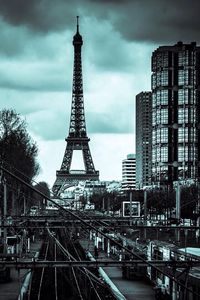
(52, 17, 99, 195)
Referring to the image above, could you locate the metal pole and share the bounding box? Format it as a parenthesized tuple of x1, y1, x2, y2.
(144, 189, 147, 239)
(102, 197, 105, 211)
(3, 181, 7, 254)
(23, 196, 26, 215)
(107, 197, 110, 215)
(176, 183, 181, 242)
(196, 180, 200, 243)
(130, 189, 132, 226)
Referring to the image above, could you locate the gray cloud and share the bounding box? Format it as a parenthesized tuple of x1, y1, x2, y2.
(111, 0, 200, 43)
(0, 0, 199, 43)
(27, 109, 132, 141)
(84, 18, 134, 72)
(0, 0, 78, 32)
(87, 111, 132, 134)
(28, 109, 67, 140)
(0, 18, 72, 59)
(0, 62, 71, 92)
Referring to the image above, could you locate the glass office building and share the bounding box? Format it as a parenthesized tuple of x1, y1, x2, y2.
(151, 42, 200, 185)
(136, 92, 152, 188)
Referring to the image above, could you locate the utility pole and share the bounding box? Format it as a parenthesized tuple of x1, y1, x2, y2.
(107, 197, 110, 215)
(144, 189, 147, 239)
(175, 182, 181, 242)
(3, 179, 7, 254)
(130, 189, 133, 226)
(195, 179, 200, 243)
(23, 196, 26, 215)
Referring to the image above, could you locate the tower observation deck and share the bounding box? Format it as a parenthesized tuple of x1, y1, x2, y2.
(52, 17, 99, 195)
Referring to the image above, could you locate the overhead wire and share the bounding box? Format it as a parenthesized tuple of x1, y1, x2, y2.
(1, 163, 200, 298)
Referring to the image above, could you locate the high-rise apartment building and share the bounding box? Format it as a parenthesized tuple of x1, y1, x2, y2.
(122, 154, 136, 190)
(151, 42, 200, 186)
(136, 92, 152, 188)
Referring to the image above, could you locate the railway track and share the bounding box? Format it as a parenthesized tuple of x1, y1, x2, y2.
(27, 228, 117, 300)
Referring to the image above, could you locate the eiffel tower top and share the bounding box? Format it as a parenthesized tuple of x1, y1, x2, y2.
(73, 16, 83, 46)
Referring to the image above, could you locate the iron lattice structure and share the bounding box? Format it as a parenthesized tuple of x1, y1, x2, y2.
(53, 17, 99, 195)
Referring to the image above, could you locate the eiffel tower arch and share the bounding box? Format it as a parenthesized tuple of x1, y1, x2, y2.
(52, 17, 99, 196)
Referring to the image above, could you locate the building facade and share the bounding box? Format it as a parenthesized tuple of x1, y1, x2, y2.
(122, 154, 136, 190)
(151, 42, 200, 186)
(136, 92, 152, 188)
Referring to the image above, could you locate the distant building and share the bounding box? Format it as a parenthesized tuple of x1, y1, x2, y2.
(151, 42, 200, 186)
(122, 154, 136, 190)
(105, 181, 122, 193)
(84, 180, 106, 198)
(136, 92, 152, 188)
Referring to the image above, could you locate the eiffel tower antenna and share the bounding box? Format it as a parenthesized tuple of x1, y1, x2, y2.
(76, 15, 79, 33)
(52, 17, 99, 196)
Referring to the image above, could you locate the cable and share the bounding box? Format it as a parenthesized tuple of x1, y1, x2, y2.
(1, 164, 200, 298)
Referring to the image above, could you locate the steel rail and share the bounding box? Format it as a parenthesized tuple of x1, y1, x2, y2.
(67, 228, 103, 300)
(47, 229, 84, 300)
(37, 242, 49, 300)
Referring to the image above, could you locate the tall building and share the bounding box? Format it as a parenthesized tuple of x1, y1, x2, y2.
(122, 154, 136, 190)
(136, 92, 152, 188)
(151, 42, 200, 186)
(53, 17, 99, 196)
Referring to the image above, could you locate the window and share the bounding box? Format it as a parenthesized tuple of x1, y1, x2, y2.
(160, 128, 168, 143)
(189, 108, 196, 123)
(163, 52, 168, 67)
(161, 71, 168, 86)
(152, 74, 156, 89)
(152, 111, 156, 126)
(161, 109, 168, 124)
(178, 146, 188, 162)
(161, 90, 168, 104)
(152, 149, 156, 163)
(178, 51, 189, 67)
(178, 127, 188, 143)
(178, 70, 189, 86)
(178, 89, 188, 105)
(153, 90, 168, 107)
(161, 147, 168, 162)
(178, 108, 188, 124)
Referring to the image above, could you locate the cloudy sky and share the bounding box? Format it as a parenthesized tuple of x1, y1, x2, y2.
(0, 0, 199, 187)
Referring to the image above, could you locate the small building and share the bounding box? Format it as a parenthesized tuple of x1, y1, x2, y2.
(122, 154, 136, 190)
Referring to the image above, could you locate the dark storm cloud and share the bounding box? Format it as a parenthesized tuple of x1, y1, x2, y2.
(111, 0, 200, 43)
(0, 0, 198, 42)
(0, 0, 84, 34)
(86, 0, 200, 43)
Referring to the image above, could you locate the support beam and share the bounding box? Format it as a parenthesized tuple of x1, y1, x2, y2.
(0, 260, 198, 268)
